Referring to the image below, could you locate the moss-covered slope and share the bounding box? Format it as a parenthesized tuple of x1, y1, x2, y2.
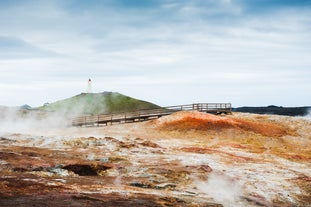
(39, 92, 160, 115)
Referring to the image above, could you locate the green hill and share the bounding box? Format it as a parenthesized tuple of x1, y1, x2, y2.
(39, 92, 160, 115)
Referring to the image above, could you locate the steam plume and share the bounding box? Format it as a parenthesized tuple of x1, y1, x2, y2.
(196, 172, 243, 207)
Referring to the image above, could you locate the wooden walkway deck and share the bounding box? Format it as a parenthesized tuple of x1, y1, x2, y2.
(72, 103, 232, 127)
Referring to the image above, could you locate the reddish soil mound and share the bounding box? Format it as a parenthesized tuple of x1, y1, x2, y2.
(154, 111, 291, 137)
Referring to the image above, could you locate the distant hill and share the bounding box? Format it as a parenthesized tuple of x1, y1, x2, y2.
(20, 104, 32, 110)
(38, 92, 160, 115)
(233, 105, 311, 116)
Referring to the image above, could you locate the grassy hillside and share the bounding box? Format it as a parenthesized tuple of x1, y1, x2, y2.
(39, 92, 160, 115)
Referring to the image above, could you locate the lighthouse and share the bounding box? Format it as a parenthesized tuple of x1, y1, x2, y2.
(87, 78, 92, 93)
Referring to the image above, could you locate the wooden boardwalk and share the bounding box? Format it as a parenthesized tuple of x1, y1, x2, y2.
(72, 103, 232, 127)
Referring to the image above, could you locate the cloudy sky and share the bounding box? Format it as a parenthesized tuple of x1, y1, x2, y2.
(0, 0, 310, 107)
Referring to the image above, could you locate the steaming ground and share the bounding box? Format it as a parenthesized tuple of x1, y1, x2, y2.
(304, 108, 311, 120)
(0, 111, 310, 207)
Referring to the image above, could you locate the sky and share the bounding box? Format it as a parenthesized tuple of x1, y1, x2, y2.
(0, 0, 310, 107)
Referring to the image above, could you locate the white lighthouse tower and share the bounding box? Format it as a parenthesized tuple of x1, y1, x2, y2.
(87, 78, 92, 93)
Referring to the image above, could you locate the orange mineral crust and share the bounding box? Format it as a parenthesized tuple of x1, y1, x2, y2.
(0, 111, 310, 206)
(153, 111, 292, 137)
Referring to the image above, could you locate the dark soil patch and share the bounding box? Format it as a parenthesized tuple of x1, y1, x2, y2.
(62, 164, 112, 176)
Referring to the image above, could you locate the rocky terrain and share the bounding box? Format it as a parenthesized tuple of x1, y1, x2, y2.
(233, 106, 311, 116)
(0, 111, 310, 207)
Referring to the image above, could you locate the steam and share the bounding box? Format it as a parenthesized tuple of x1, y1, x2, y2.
(196, 172, 243, 207)
(0, 108, 70, 135)
(304, 108, 311, 120)
(114, 175, 122, 187)
(0, 93, 104, 135)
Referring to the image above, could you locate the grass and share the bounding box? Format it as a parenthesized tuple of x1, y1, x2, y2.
(38, 92, 160, 115)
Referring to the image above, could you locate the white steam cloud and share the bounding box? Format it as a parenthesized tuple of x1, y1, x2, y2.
(305, 108, 311, 120)
(0, 108, 70, 136)
(0, 93, 103, 136)
(196, 172, 243, 207)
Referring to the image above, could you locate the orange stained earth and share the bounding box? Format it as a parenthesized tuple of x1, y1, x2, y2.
(0, 111, 310, 207)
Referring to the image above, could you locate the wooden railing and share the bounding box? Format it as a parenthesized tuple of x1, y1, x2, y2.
(72, 103, 231, 127)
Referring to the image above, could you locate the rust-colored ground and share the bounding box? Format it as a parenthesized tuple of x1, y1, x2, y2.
(154, 111, 292, 137)
(0, 111, 310, 206)
(149, 111, 311, 162)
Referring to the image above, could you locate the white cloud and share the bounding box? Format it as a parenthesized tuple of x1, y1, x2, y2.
(0, 0, 310, 107)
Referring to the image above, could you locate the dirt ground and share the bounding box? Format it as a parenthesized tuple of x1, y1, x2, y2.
(0, 111, 310, 207)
